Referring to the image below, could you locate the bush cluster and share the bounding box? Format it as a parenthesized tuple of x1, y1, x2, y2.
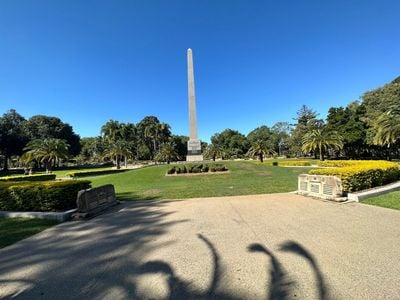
(167, 163, 228, 175)
(67, 169, 127, 178)
(0, 169, 25, 177)
(0, 180, 91, 212)
(309, 160, 400, 192)
(0, 174, 56, 182)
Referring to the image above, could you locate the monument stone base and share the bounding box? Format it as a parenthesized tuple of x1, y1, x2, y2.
(186, 155, 204, 162)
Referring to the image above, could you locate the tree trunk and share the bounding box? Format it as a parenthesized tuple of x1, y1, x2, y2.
(3, 153, 8, 170)
(259, 153, 263, 163)
(212, 155, 216, 162)
(125, 156, 127, 168)
(115, 155, 120, 169)
(320, 147, 324, 161)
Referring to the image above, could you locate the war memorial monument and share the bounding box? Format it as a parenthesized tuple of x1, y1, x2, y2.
(186, 48, 203, 161)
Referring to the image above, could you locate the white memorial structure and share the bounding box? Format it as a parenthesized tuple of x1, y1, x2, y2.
(186, 48, 203, 161)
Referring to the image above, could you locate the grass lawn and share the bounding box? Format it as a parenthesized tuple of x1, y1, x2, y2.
(0, 218, 58, 249)
(89, 161, 312, 201)
(362, 191, 400, 211)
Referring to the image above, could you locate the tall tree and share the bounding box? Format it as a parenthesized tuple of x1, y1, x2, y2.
(155, 141, 178, 164)
(101, 120, 122, 143)
(79, 137, 106, 162)
(271, 122, 291, 156)
(211, 129, 249, 159)
(247, 125, 277, 154)
(102, 140, 132, 169)
(288, 105, 323, 156)
(326, 102, 367, 158)
(362, 76, 400, 145)
(247, 140, 276, 162)
(373, 104, 400, 147)
(302, 128, 343, 161)
(137, 116, 172, 160)
(171, 135, 189, 161)
(24, 115, 81, 156)
(203, 144, 224, 161)
(0, 109, 27, 169)
(20, 138, 70, 172)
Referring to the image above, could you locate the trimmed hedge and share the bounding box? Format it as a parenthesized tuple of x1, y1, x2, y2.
(67, 169, 127, 178)
(167, 163, 228, 175)
(0, 169, 24, 177)
(309, 160, 400, 192)
(0, 174, 56, 182)
(0, 180, 91, 212)
(316, 160, 364, 168)
(263, 161, 311, 167)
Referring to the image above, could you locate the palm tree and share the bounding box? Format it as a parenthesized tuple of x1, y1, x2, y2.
(374, 105, 400, 147)
(247, 140, 276, 163)
(144, 124, 157, 157)
(156, 141, 178, 164)
(20, 138, 70, 172)
(103, 140, 132, 169)
(101, 120, 122, 143)
(204, 144, 223, 161)
(302, 128, 343, 161)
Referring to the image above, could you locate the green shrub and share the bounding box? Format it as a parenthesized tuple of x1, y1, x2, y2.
(192, 167, 202, 173)
(309, 160, 400, 192)
(0, 180, 91, 212)
(67, 169, 127, 178)
(213, 164, 227, 172)
(167, 167, 176, 174)
(0, 169, 24, 177)
(166, 163, 228, 175)
(0, 174, 56, 182)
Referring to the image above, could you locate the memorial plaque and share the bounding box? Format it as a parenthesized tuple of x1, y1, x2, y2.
(73, 184, 118, 219)
(298, 174, 344, 201)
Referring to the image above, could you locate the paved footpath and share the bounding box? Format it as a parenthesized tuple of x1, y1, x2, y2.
(1, 193, 400, 299)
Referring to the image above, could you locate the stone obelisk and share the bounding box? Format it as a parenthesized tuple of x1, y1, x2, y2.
(186, 48, 203, 161)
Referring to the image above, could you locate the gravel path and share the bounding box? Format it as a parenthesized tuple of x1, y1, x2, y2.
(1, 193, 399, 299)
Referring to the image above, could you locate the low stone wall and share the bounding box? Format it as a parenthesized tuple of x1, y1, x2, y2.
(73, 184, 118, 219)
(298, 174, 345, 201)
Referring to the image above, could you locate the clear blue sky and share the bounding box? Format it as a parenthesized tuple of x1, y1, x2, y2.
(1, 0, 399, 142)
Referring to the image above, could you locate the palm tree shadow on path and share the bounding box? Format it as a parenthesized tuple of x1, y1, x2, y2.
(279, 241, 331, 300)
(137, 233, 235, 299)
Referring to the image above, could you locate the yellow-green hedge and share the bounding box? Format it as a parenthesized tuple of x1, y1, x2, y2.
(67, 169, 127, 178)
(0, 180, 91, 212)
(309, 160, 400, 192)
(0, 174, 56, 182)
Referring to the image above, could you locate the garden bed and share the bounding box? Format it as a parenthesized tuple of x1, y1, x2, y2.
(166, 163, 228, 175)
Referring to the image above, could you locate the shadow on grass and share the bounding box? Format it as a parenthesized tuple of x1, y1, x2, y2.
(116, 192, 161, 201)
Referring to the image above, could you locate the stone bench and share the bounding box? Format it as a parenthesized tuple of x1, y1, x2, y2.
(72, 184, 118, 219)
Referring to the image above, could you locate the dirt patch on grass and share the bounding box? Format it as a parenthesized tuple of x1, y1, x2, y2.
(143, 189, 162, 197)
